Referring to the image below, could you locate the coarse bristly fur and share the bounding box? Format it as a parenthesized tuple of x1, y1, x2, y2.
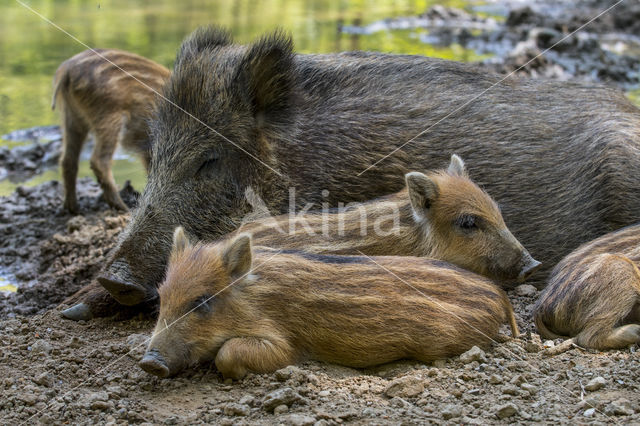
(52, 48, 170, 213)
(534, 224, 640, 350)
(234, 154, 539, 286)
(139, 229, 519, 379)
(64, 25, 640, 318)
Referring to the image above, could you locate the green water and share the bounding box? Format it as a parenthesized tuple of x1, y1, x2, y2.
(0, 0, 488, 195)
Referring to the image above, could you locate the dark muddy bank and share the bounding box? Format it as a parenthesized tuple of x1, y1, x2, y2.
(0, 178, 138, 317)
(342, 0, 640, 89)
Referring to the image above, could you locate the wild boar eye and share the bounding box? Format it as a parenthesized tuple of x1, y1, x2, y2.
(188, 295, 213, 315)
(197, 155, 220, 177)
(456, 215, 477, 231)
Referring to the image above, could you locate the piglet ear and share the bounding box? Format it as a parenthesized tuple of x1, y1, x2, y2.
(172, 226, 192, 254)
(222, 234, 253, 278)
(405, 172, 439, 221)
(447, 154, 467, 177)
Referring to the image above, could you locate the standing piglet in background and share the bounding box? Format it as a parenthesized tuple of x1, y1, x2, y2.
(52, 49, 170, 213)
(237, 154, 540, 285)
(139, 228, 519, 379)
(534, 225, 640, 350)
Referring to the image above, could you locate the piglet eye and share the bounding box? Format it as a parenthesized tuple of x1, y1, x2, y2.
(189, 295, 213, 315)
(456, 215, 477, 230)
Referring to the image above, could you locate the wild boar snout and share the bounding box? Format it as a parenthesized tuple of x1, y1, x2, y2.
(139, 350, 171, 378)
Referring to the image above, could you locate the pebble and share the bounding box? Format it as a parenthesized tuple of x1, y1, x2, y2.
(384, 376, 425, 398)
(279, 414, 316, 425)
(583, 408, 596, 417)
(223, 403, 250, 416)
(514, 284, 537, 297)
(459, 346, 487, 364)
(584, 376, 606, 391)
(520, 383, 538, 396)
(33, 372, 53, 387)
(262, 387, 302, 412)
(274, 404, 289, 415)
(275, 365, 305, 382)
(604, 398, 634, 416)
(441, 404, 462, 419)
(488, 374, 503, 384)
(496, 403, 519, 419)
(125, 334, 149, 360)
(31, 339, 52, 355)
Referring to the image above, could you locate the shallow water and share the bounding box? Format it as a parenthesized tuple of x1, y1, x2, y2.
(0, 0, 490, 194)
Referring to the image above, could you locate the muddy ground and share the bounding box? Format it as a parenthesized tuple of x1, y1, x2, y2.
(2, 0, 640, 424)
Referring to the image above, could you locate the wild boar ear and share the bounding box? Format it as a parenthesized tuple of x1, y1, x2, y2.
(447, 154, 468, 177)
(222, 234, 253, 278)
(172, 226, 192, 253)
(239, 29, 294, 127)
(405, 172, 439, 221)
(176, 25, 232, 65)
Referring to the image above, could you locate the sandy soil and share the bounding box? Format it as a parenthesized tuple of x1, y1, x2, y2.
(2, 0, 640, 424)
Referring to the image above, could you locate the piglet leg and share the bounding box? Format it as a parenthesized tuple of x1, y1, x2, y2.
(215, 336, 297, 380)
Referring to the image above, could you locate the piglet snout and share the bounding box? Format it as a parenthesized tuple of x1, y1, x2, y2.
(139, 350, 170, 377)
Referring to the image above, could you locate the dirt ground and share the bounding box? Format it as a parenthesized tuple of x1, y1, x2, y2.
(2, 0, 640, 424)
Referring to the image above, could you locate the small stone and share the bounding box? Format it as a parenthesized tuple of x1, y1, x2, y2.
(542, 340, 555, 348)
(496, 403, 519, 419)
(605, 398, 634, 416)
(262, 387, 302, 412)
(514, 284, 537, 297)
(273, 404, 289, 415)
(91, 400, 114, 411)
(33, 372, 53, 387)
(317, 390, 330, 397)
(384, 376, 425, 398)
(274, 365, 304, 382)
(502, 385, 519, 396)
(31, 339, 52, 355)
(520, 383, 538, 396)
(279, 414, 316, 426)
(488, 374, 503, 385)
(442, 404, 462, 420)
(223, 403, 250, 416)
(126, 333, 149, 360)
(583, 408, 596, 417)
(459, 346, 486, 364)
(584, 376, 606, 391)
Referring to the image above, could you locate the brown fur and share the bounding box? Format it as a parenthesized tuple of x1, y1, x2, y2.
(233, 155, 539, 285)
(140, 229, 519, 379)
(52, 49, 170, 212)
(534, 224, 640, 350)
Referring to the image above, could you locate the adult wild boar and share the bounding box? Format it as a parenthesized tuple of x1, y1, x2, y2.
(234, 154, 540, 285)
(62, 26, 640, 320)
(53, 49, 170, 212)
(139, 228, 519, 378)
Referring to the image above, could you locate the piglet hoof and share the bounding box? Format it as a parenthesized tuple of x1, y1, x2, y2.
(60, 303, 93, 321)
(63, 198, 79, 215)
